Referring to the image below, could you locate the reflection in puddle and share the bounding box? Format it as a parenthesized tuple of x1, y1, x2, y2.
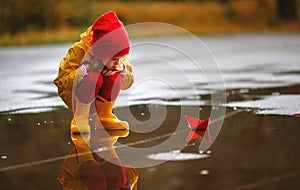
(147, 150, 209, 161)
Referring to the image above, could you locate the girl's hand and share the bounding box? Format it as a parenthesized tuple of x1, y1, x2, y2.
(101, 60, 125, 76)
(101, 67, 118, 76)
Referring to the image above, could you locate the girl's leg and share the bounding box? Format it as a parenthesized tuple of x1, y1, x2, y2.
(76, 71, 103, 103)
(98, 72, 122, 101)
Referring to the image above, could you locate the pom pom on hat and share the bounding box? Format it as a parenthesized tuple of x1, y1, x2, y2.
(91, 11, 130, 60)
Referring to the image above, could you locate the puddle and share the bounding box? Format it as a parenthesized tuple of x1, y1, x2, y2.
(225, 94, 300, 116)
(1, 34, 300, 189)
(147, 150, 209, 161)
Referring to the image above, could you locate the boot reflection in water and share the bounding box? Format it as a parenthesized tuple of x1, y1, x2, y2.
(72, 73, 137, 190)
(54, 11, 138, 190)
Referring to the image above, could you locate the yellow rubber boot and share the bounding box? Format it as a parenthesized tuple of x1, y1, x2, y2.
(92, 95, 129, 153)
(95, 95, 129, 131)
(70, 96, 94, 164)
(71, 96, 92, 134)
(91, 127, 130, 160)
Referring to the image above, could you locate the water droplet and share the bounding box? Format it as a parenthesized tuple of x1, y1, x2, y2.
(233, 107, 237, 110)
(199, 150, 204, 154)
(89, 118, 93, 121)
(44, 120, 47, 124)
(67, 142, 71, 145)
(8, 118, 12, 122)
(1, 155, 7, 160)
(199, 107, 202, 111)
(206, 150, 212, 154)
(200, 169, 209, 175)
(141, 112, 145, 116)
(50, 121, 54, 124)
(37, 122, 41, 126)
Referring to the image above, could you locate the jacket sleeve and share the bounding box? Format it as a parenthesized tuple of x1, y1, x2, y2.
(53, 42, 86, 109)
(121, 56, 134, 90)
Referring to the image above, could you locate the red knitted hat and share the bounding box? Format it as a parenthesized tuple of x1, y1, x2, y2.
(91, 11, 130, 60)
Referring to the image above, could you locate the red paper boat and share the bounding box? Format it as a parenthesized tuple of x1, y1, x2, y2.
(185, 115, 211, 142)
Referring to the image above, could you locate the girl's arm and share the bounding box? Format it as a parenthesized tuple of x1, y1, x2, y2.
(53, 42, 86, 109)
(121, 56, 134, 90)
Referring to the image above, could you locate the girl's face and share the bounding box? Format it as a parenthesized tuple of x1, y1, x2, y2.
(103, 57, 123, 71)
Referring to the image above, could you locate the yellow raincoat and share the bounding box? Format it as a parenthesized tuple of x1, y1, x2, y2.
(53, 26, 134, 112)
(54, 27, 137, 189)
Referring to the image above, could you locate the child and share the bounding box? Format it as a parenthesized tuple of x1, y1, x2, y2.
(53, 11, 138, 190)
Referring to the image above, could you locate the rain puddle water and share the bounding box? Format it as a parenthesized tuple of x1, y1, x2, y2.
(1, 34, 300, 189)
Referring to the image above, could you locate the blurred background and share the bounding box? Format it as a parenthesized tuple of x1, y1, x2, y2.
(0, 0, 299, 46)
